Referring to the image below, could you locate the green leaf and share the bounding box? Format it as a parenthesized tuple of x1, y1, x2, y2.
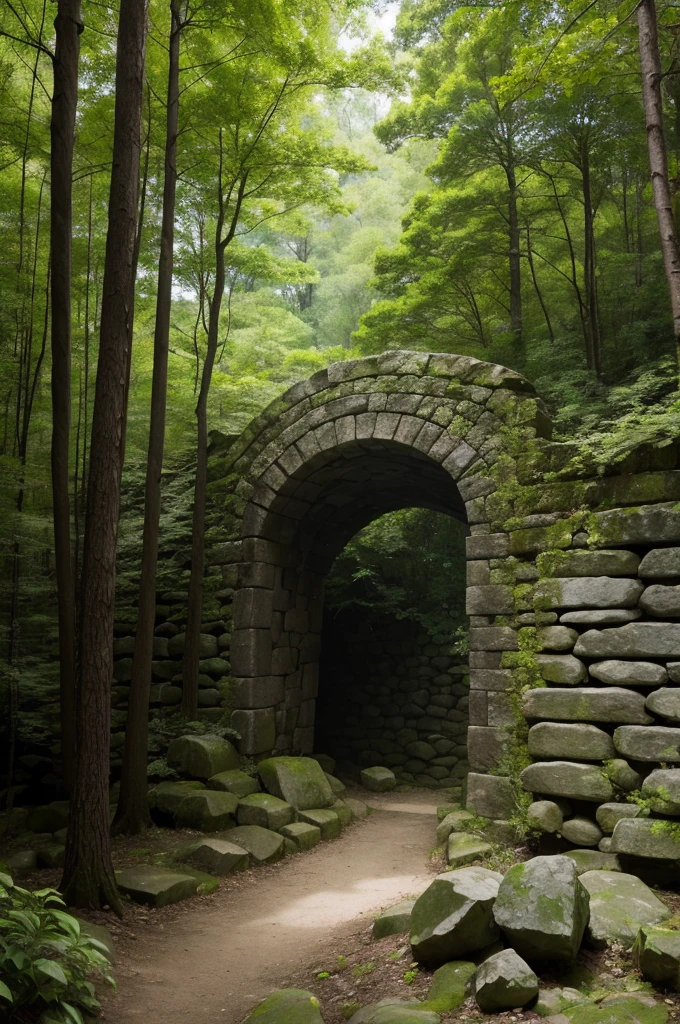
(0, 872, 14, 888)
(60, 1002, 84, 1024)
(35, 958, 68, 986)
(0, 980, 13, 1002)
(52, 911, 80, 940)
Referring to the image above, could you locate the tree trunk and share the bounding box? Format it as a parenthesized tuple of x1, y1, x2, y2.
(581, 141, 602, 376)
(61, 0, 148, 912)
(525, 225, 554, 343)
(114, 0, 184, 835)
(504, 163, 523, 362)
(51, 0, 82, 794)
(638, 0, 680, 365)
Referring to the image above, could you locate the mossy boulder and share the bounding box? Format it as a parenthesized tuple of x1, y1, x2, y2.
(174, 790, 238, 831)
(343, 797, 369, 819)
(474, 949, 539, 1013)
(167, 734, 239, 779)
(561, 995, 668, 1023)
(521, 762, 614, 803)
(237, 793, 294, 831)
(26, 801, 69, 834)
(242, 988, 324, 1023)
(447, 833, 492, 867)
(372, 899, 416, 939)
(633, 925, 680, 986)
(347, 999, 439, 1024)
(611, 818, 680, 859)
(227, 825, 285, 864)
(279, 822, 321, 851)
(493, 856, 589, 963)
(563, 850, 621, 875)
(257, 757, 334, 810)
(325, 773, 346, 796)
(360, 766, 397, 792)
(436, 809, 474, 845)
(116, 865, 199, 907)
(176, 838, 249, 875)
(208, 769, 261, 797)
(422, 960, 476, 1011)
(148, 780, 205, 821)
(296, 808, 341, 840)
(579, 870, 671, 948)
(330, 799, 352, 827)
(409, 866, 503, 964)
(527, 800, 564, 834)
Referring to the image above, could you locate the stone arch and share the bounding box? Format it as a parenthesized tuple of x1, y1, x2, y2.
(209, 350, 552, 757)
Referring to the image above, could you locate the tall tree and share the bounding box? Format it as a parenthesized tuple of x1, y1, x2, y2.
(61, 0, 148, 910)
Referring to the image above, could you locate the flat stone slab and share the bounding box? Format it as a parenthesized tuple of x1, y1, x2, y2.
(579, 869, 670, 948)
(563, 850, 621, 874)
(372, 899, 416, 939)
(242, 988, 324, 1023)
(177, 838, 248, 876)
(237, 793, 294, 831)
(640, 548, 680, 578)
(646, 688, 680, 722)
(522, 687, 652, 725)
(297, 808, 341, 839)
(167, 734, 239, 779)
(560, 609, 641, 626)
(561, 995, 668, 1023)
(528, 723, 614, 761)
(409, 866, 503, 964)
(116, 866, 199, 907)
(589, 660, 667, 686)
(228, 825, 285, 864)
(535, 577, 643, 609)
(612, 817, 680, 859)
(521, 762, 614, 802)
(174, 790, 238, 830)
(474, 949, 538, 1013)
(279, 822, 321, 851)
(447, 833, 492, 867)
(257, 756, 334, 810)
(552, 550, 640, 577)
(633, 924, 680, 985)
(148, 780, 205, 818)
(574, 622, 680, 659)
(360, 766, 397, 792)
(493, 855, 589, 963)
(596, 803, 641, 833)
(207, 769, 260, 797)
(614, 725, 680, 761)
(642, 768, 680, 814)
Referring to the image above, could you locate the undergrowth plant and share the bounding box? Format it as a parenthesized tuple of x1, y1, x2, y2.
(0, 872, 115, 1023)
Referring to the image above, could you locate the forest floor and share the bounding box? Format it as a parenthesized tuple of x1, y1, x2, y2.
(99, 787, 443, 1024)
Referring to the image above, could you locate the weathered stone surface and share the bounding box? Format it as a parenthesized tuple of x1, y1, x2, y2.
(633, 925, 680, 985)
(242, 988, 324, 1024)
(148, 780, 205, 818)
(527, 800, 564, 833)
(563, 850, 621, 874)
(208, 769, 261, 797)
(641, 584, 680, 618)
(175, 790, 238, 831)
(522, 687, 652, 725)
(343, 797, 369, 819)
(324, 773, 345, 796)
(646, 688, 680, 722)
(590, 660, 667, 687)
(474, 949, 539, 1013)
(612, 817, 680, 859)
(536, 655, 587, 685)
(116, 866, 199, 907)
(279, 822, 321, 851)
(607, 759, 642, 792)
(537, 626, 578, 651)
(589, 503, 680, 547)
(614, 725, 680, 761)
(237, 793, 294, 831)
(232, 708, 276, 755)
(642, 768, 680, 814)
(521, 762, 614, 802)
(560, 609, 641, 626)
(528, 723, 615, 761)
(178, 838, 249, 875)
(466, 585, 514, 615)
(493, 856, 589, 963)
(423, 961, 476, 1012)
(26, 801, 69, 833)
(330, 799, 352, 828)
(551, 550, 641, 578)
(579, 870, 670, 948)
(436, 810, 474, 846)
(168, 632, 218, 658)
(535, 577, 643, 610)
(466, 773, 517, 819)
(167, 735, 239, 779)
(296, 808, 341, 839)
(447, 833, 492, 867)
(561, 817, 603, 847)
(669, 663, 680, 683)
(569, 995, 669, 1024)
(227, 825, 285, 864)
(6, 850, 38, 876)
(372, 899, 416, 939)
(639, 548, 680, 578)
(596, 803, 641, 833)
(348, 1000, 439, 1024)
(409, 866, 503, 964)
(360, 766, 397, 792)
(257, 756, 334, 809)
(575, 622, 680, 659)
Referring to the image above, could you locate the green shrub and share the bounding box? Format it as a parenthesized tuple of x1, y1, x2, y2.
(0, 871, 115, 1023)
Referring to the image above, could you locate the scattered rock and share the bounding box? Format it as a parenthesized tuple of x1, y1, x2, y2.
(242, 988, 324, 1024)
(520, 762, 613, 802)
(296, 808, 341, 840)
(372, 899, 416, 939)
(645, 688, 680, 722)
(279, 822, 321, 851)
(6, 850, 38, 876)
(474, 949, 539, 1013)
(641, 585, 680, 618)
(167, 735, 239, 779)
(611, 817, 680, 859)
(642, 768, 680, 814)
(613, 725, 680, 762)
(528, 723, 615, 761)
(174, 790, 238, 831)
(522, 687, 652, 725)
(237, 793, 294, 831)
(227, 825, 285, 864)
(527, 800, 564, 833)
(578, 869, 671, 948)
(436, 809, 474, 845)
(447, 833, 492, 867)
(563, 850, 621, 874)
(422, 961, 476, 1011)
(409, 866, 503, 964)
(116, 865, 199, 907)
(360, 766, 397, 792)
(26, 801, 69, 834)
(177, 838, 248, 875)
(257, 756, 334, 809)
(207, 769, 260, 797)
(639, 548, 680, 578)
(493, 855, 589, 963)
(310, 753, 335, 774)
(589, 661, 667, 686)
(559, 997, 668, 1023)
(633, 924, 680, 985)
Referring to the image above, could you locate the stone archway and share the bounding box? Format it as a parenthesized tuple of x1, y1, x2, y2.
(209, 351, 551, 759)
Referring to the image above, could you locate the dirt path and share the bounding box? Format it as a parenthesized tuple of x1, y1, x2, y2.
(102, 790, 440, 1024)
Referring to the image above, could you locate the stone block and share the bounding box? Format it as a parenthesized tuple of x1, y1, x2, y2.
(474, 950, 538, 1013)
(167, 735, 239, 779)
(232, 708, 276, 755)
(589, 503, 680, 546)
(633, 925, 680, 984)
(527, 800, 563, 833)
(535, 577, 643, 610)
(207, 770, 260, 798)
(279, 821, 321, 851)
(522, 686, 652, 725)
(410, 866, 503, 964)
(466, 585, 514, 615)
(528, 722, 615, 761)
(232, 588, 274, 630)
(237, 793, 294, 830)
(641, 584, 680, 618)
(230, 629, 272, 676)
(641, 768, 680, 814)
(469, 668, 513, 691)
(561, 817, 602, 847)
(228, 824, 285, 864)
(550, 549, 640, 577)
(296, 808, 341, 839)
(590, 660, 667, 686)
(596, 802, 641, 833)
(232, 676, 285, 710)
(168, 632, 218, 658)
(447, 833, 492, 867)
(241, 990, 323, 1024)
(560, 609, 641, 626)
(487, 693, 514, 728)
(178, 838, 249, 875)
(536, 654, 586, 685)
(536, 626, 578, 651)
(360, 766, 397, 792)
(466, 534, 509, 560)
(258, 756, 334, 808)
(579, 869, 671, 948)
(639, 547, 680, 578)
(468, 726, 508, 772)
(469, 627, 518, 652)
(174, 790, 239, 831)
(612, 818, 680, 859)
(614, 725, 680, 761)
(520, 761, 613, 802)
(646, 688, 680, 721)
(466, 773, 517, 819)
(116, 866, 199, 907)
(575, 621, 680, 658)
(372, 899, 416, 939)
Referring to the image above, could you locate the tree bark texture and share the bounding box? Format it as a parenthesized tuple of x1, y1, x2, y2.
(61, 0, 148, 912)
(638, 0, 680, 363)
(505, 163, 523, 355)
(50, 0, 82, 793)
(581, 142, 602, 376)
(114, 0, 184, 834)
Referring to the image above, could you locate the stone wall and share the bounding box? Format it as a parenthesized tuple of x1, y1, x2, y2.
(316, 612, 469, 788)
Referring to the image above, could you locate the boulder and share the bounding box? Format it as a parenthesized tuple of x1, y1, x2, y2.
(207, 769, 260, 797)
(325, 773, 346, 796)
(589, 660, 667, 687)
(178, 838, 249, 875)
(552, 550, 640, 577)
(237, 793, 294, 831)
(347, 1000, 439, 1024)
(242, 988, 323, 1024)
(596, 803, 641, 833)
(227, 825, 285, 864)
(560, 609, 641, 626)
(563, 850, 621, 874)
(633, 925, 680, 985)
(493, 855, 589, 963)
(574, 622, 680, 659)
(579, 870, 670, 948)
(149, 780, 205, 819)
(527, 800, 564, 833)
(560, 996, 668, 1023)
(372, 899, 416, 939)
(447, 833, 492, 867)
(607, 759, 642, 792)
(167, 735, 239, 779)
(474, 949, 539, 1013)
(116, 865, 199, 907)
(174, 790, 238, 831)
(611, 817, 680, 859)
(436, 809, 474, 845)
(536, 655, 587, 685)
(279, 822, 321, 851)
(168, 632, 218, 658)
(257, 757, 334, 810)
(642, 768, 680, 814)
(641, 585, 680, 618)
(37, 845, 65, 868)
(360, 766, 397, 792)
(311, 753, 335, 774)
(528, 723, 614, 761)
(343, 797, 369, 819)
(26, 801, 69, 834)
(561, 818, 602, 847)
(422, 961, 476, 1011)
(522, 687, 652, 725)
(535, 577, 643, 609)
(537, 626, 579, 651)
(520, 762, 613, 802)
(639, 547, 680, 578)
(296, 808, 341, 840)
(614, 725, 680, 761)
(409, 866, 503, 964)
(466, 773, 517, 819)
(646, 688, 680, 722)
(6, 850, 38, 876)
